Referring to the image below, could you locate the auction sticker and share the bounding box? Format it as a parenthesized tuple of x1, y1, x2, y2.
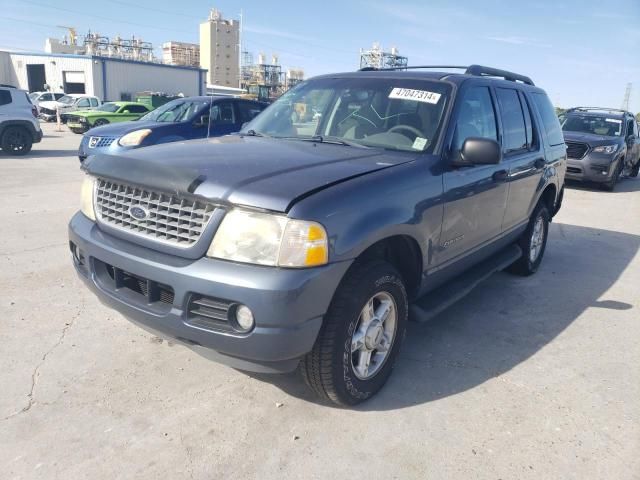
(389, 88, 441, 104)
(412, 137, 428, 150)
(605, 119, 622, 123)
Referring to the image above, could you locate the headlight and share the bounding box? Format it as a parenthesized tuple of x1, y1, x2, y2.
(593, 144, 618, 154)
(118, 129, 152, 147)
(207, 209, 328, 267)
(80, 176, 96, 221)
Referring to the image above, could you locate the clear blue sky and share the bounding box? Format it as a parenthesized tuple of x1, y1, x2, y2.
(1, 0, 639, 111)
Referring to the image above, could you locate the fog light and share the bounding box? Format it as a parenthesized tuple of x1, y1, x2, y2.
(234, 305, 254, 332)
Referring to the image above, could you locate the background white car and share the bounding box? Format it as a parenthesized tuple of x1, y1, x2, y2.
(29, 91, 65, 114)
(39, 94, 101, 122)
(0, 84, 42, 155)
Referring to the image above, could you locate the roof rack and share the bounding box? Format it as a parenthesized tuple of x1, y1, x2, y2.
(565, 107, 629, 115)
(358, 64, 535, 86)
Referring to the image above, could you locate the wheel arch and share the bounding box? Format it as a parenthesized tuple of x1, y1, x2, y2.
(347, 234, 423, 300)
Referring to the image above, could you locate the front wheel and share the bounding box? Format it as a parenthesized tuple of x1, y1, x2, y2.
(507, 202, 550, 276)
(300, 260, 408, 406)
(601, 160, 622, 191)
(1, 126, 33, 155)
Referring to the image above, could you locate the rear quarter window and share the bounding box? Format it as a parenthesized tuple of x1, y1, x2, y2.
(0, 90, 12, 106)
(531, 93, 564, 146)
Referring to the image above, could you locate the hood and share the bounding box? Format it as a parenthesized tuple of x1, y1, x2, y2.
(69, 109, 101, 117)
(563, 131, 624, 145)
(84, 120, 151, 137)
(83, 136, 417, 212)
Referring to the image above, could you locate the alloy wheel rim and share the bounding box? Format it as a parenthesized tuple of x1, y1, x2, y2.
(7, 131, 26, 151)
(529, 216, 544, 262)
(350, 291, 397, 380)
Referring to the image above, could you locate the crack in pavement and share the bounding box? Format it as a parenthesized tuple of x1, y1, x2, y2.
(3, 297, 85, 421)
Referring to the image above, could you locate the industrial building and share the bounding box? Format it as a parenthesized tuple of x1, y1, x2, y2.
(0, 51, 206, 100)
(359, 43, 408, 70)
(162, 41, 200, 67)
(199, 9, 240, 87)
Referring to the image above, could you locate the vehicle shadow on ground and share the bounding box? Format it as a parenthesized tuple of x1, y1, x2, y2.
(0, 150, 79, 159)
(565, 176, 640, 193)
(249, 222, 639, 410)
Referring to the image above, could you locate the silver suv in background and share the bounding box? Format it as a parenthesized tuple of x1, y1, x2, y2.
(0, 84, 42, 155)
(561, 107, 640, 190)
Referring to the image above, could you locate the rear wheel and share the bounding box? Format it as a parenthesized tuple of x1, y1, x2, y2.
(93, 119, 109, 127)
(1, 126, 33, 155)
(507, 202, 550, 276)
(300, 260, 408, 406)
(70, 128, 85, 134)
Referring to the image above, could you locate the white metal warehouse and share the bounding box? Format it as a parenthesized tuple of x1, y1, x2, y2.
(0, 51, 207, 101)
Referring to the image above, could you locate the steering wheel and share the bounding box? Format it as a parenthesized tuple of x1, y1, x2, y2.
(388, 124, 423, 139)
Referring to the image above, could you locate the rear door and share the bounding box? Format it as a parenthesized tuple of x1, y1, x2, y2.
(496, 87, 544, 231)
(625, 116, 640, 164)
(438, 84, 509, 264)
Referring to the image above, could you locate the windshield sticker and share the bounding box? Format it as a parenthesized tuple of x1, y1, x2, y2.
(605, 119, 622, 123)
(389, 88, 441, 104)
(412, 137, 428, 150)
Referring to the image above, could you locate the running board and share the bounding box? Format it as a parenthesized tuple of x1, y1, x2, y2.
(410, 244, 522, 323)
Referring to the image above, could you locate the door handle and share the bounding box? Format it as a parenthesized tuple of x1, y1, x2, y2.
(534, 158, 545, 169)
(492, 170, 508, 182)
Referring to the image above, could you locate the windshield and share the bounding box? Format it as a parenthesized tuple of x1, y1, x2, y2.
(244, 77, 451, 152)
(95, 103, 121, 113)
(58, 95, 75, 105)
(562, 114, 623, 137)
(137, 99, 208, 122)
(29, 92, 39, 101)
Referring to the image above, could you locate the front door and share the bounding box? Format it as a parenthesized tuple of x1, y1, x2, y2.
(438, 85, 509, 265)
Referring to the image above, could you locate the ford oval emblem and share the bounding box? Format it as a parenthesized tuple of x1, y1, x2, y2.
(128, 205, 149, 220)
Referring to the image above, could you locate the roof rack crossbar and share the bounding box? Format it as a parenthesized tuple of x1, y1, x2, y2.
(566, 107, 629, 115)
(358, 64, 534, 86)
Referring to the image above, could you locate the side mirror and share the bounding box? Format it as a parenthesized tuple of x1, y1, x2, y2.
(453, 137, 502, 166)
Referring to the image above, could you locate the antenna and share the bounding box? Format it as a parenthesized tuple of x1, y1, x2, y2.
(621, 82, 632, 111)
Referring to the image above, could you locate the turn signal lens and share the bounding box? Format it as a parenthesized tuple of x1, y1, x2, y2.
(278, 220, 328, 267)
(80, 176, 96, 221)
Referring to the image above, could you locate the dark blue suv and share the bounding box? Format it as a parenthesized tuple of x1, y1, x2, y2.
(78, 96, 267, 162)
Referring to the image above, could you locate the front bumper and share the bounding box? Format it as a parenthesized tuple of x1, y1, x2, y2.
(68, 212, 351, 373)
(565, 154, 618, 183)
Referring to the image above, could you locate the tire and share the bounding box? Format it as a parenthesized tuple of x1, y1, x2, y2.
(300, 260, 408, 406)
(507, 202, 550, 276)
(601, 160, 622, 191)
(630, 161, 640, 178)
(1, 126, 33, 156)
(70, 128, 85, 134)
(93, 119, 109, 127)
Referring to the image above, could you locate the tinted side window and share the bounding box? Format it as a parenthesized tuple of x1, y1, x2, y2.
(0, 90, 11, 106)
(626, 119, 635, 137)
(211, 102, 236, 125)
(238, 101, 265, 123)
(496, 88, 527, 153)
(452, 86, 497, 152)
(531, 93, 564, 146)
(519, 91, 535, 148)
(54, 93, 65, 100)
(90, 98, 99, 107)
(127, 104, 149, 113)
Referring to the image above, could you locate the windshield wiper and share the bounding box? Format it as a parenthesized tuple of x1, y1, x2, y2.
(307, 135, 369, 148)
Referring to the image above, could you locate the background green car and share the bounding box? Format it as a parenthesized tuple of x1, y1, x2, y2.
(66, 102, 152, 134)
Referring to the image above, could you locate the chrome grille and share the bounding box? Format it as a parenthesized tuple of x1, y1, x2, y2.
(565, 141, 589, 159)
(88, 136, 116, 148)
(95, 178, 216, 247)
